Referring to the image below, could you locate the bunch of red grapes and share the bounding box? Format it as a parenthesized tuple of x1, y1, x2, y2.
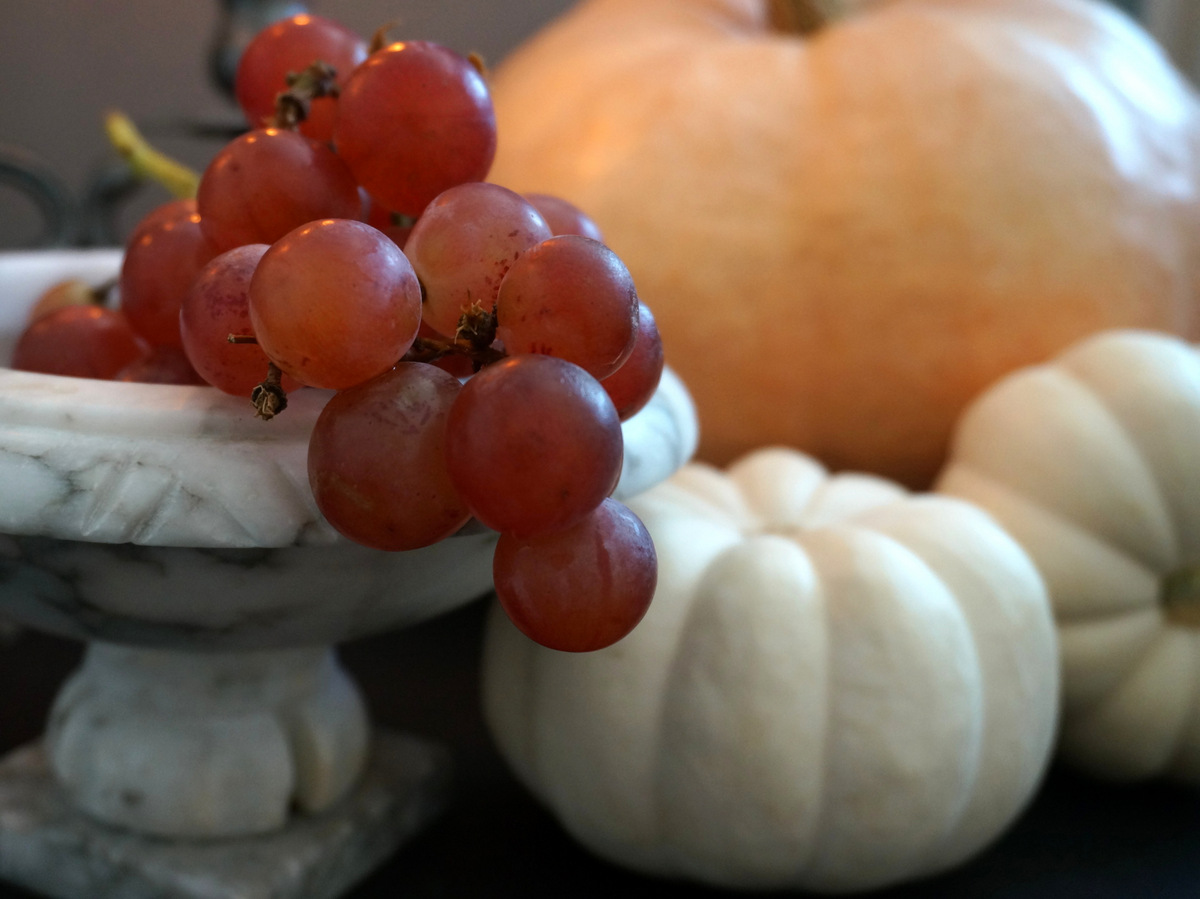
(13, 15, 667, 653)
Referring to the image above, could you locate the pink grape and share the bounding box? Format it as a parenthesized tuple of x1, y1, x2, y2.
(308, 363, 471, 551)
(601, 301, 665, 420)
(524, 193, 604, 241)
(495, 235, 639, 380)
(120, 208, 217, 348)
(444, 354, 623, 537)
(115, 346, 207, 385)
(234, 13, 367, 142)
(180, 243, 298, 396)
(404, 182, 551, 337)
(127, 197, 198, 245)
(333, 40, 497, 216)
(12, 306, 147, 379)
(197, 128, 361, 253)
(493, 498, 657, 653)
(248, 219, 422, 390)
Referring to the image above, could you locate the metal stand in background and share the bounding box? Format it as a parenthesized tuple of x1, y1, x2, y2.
(208, 0, 309, 96)
(5, 0, 308, 251)
(0, 146, 77, 249)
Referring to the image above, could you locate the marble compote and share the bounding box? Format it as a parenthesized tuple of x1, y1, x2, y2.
(0, 249, 699, 899)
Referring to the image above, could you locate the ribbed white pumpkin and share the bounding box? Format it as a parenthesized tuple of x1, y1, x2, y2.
(482, 448, 1058, 892)
(938, 329, 1200, 781)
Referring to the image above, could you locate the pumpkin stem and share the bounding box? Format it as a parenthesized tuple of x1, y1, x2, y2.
(766, 0, 848, 35)
(1162, 566, 1200, 628)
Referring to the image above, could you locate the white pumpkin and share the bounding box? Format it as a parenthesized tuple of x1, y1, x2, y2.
(482, 448, 1058, 893)
(937, 328, 1200, 782)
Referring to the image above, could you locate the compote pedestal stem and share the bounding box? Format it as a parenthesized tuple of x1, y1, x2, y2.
(46, 641, 368, 837)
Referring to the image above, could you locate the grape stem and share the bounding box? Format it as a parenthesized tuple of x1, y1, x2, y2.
(251, 363, 288, 420)
(104, 111, 200, 199)
(272, 61, 340, 130)
(402, 303, 504, 370)
(368, 22, 400, 54)
(245, 307, 501, 422)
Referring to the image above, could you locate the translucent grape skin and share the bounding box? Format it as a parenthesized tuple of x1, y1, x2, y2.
(12, 306, 147, 379)
(444, 354, 623, 538)
(181, 243, 294, 396)
(249, 219, 422, 390)
(120, 208, 217, 348)
(601, 301, 665, 420)
(333, 40, 497, 217)
(197, 128, 361, 253)
(234, 13, 367, 142)
(495, 235, 639, 380)
(524, 193, 604, 241)
(492, 498, 657, 653)
(404, 182, 551, 337)
(308, 363, 470, 551)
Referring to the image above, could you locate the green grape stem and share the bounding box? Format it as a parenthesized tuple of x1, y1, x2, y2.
(104, 111, 200, 199)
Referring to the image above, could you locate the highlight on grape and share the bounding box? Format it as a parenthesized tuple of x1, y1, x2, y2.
(13, 13, 666, 653)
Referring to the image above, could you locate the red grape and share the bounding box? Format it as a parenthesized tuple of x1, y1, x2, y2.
(601, 301, 665, 419)
(249, 219, 422, 390)
(493, 498, 657, 652)
(444, 354, 623, 537)
(524, 193, 604, 241)
(115, 346, 207, 385)
(12, 306, 147, 379)
(308, 363, 470, 551)
(127, 197, 197, 244)
(234, 13, 367, 142)
(495, 235, 639, 380)
(120, 209, 217, 348)
(333, 40, 497, 216)
(197, 128, 361, 253)
(404, 182, 551, 337)
(180, 243, 292, 396)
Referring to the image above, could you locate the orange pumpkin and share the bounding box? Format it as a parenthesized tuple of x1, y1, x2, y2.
(487, 0, 1200, 487)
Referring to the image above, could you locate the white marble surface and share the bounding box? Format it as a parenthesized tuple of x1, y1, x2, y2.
(0, 733, 449, 899)
(48, 643, 368, 836)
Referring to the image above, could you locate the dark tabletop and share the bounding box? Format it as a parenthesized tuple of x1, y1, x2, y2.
(2, 597, 1200, 899)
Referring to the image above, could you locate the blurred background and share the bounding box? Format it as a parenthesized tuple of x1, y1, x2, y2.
(0, 0, 576, 248)
(0, 0, 1180, 250)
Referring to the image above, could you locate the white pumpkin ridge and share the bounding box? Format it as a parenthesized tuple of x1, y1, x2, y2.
(483, 447, 1058, 892)
(938, 328, 1200, 782)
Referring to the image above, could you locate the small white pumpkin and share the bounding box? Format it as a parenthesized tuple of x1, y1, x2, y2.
(482, 448, 1058, 892)
(937, 328, 1200, 782)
